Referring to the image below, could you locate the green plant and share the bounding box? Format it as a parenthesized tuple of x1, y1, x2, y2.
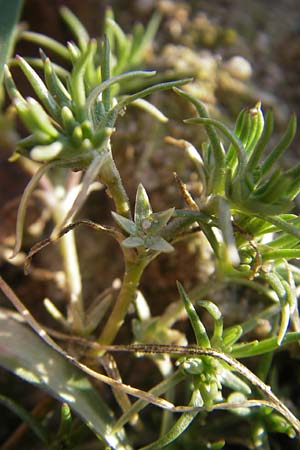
(1, 5, 300, 450)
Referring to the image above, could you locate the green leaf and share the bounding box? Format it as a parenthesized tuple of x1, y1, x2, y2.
(140, 389, 202, 450)
(147, 208, 175, 234)
(134, 183, 152, 226)
(60, 7, 90, 51)
(112, 211, 137, 235)
(70, 40, 97, 117)
(101, 35, 111, 111)
(222, 325, 243, 349)
(122, 236, 145, 248)
(144, 236, 174, 253)
(227, 392, 251, 417)
(186, 117, 247, 174)
(129, 12, 161, 67)
(104, 16, 130, 75)
(177, 282, 210, 348)
(21, 31, 71, 60)
(131, 98, 168, 122)
(43, 56, 72, 107)
(30, 141, 64, 161)
(197, 300, 223, 345)
(57, 403, 72, 439)
(247, 109, 274, 171)
(230, 331, 300, 358)
(174, 88, 226, 195)
(117, 78, 192, 113)
(261, 114, 297, 176)
(4, 64, 24, 101)
(219, 368, 251, 395)
(16, 55, 60, 120)
(0, 309, 128, 449)
(0, 0, 23, 84)
(86, 69, 156, 124)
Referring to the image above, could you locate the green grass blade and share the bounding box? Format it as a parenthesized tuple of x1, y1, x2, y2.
(0, 0, 23, 83)
(0, 309, 128, 449)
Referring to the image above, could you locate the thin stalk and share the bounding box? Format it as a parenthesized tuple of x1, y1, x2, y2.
(97, 259, 147, 345)
(52, 192, 84, 333)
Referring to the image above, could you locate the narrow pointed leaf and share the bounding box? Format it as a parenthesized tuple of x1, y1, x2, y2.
(146, 208, 175, 234)
(70, 40, 97, 116)
(44, 56, 72, 107)
(177, 282, 210, 348)
(60, 7, 90, 50)
(134, 183, 152, 225)
(86, 70, 156, 122)
(101, 35, 111, 111)
(116, 78, 192, 112)
(21, 31, 70, 60)
(112, 211, 137, 235)
(131, 98, 168, 122)
(4, 64, 24, 101)
(122, 236, 144, 248)
(230, 332, 300, 358)
(261, 114, 297, 176)
(16, 55, 60, 119)
(145, 236, 174, 253)
(219, 369, 251, 395)
(140, 389, 202, 450)
(129, 12, 161, 67)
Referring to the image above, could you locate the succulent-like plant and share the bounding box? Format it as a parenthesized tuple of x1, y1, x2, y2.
(5, 8, 189, 259)
(112, 183, 175, 253)
(172, 89, 300, 344)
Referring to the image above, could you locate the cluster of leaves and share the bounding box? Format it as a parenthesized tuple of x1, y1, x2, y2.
(6, 8, 185, 166)
(112, 183, 175, 253)
(111, 282, 300, 449)
(4, 7, 189, 257)
(173, 89, 300, 345)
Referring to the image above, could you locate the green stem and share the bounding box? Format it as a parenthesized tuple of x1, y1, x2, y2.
(99, 149, 131, 218)
(98, 259, 147, 345)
